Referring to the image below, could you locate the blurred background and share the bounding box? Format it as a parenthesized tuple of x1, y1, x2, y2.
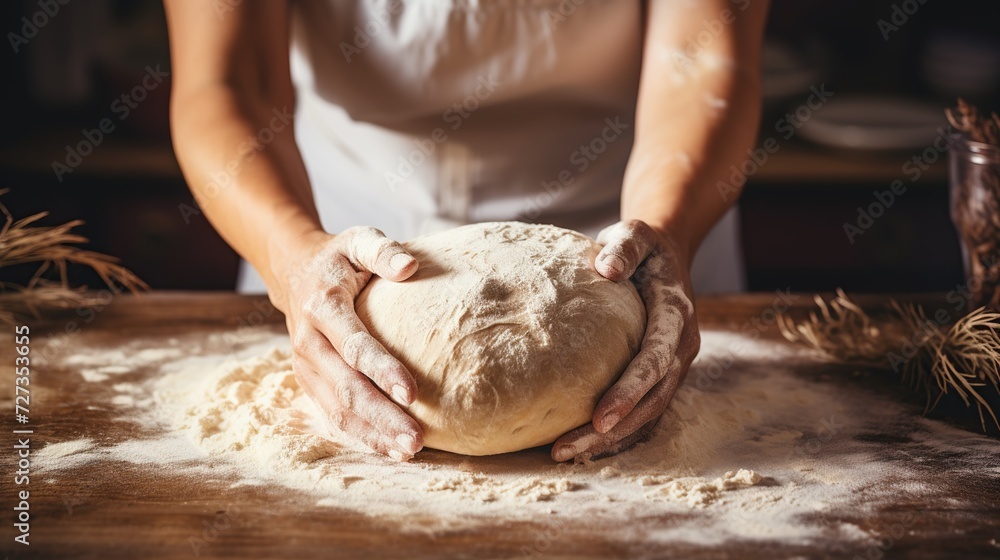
(1, 0, 998, 292)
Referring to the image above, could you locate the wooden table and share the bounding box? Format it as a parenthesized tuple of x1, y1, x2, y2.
(2, 292, 999, 559)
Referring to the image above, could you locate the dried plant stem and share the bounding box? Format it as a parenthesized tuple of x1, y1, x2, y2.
(0, 189, 147, 323)
(779, 290, 1000, 432)
(947, 98, 1000, 146)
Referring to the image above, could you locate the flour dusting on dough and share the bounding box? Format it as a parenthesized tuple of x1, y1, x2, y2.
(356, 222, 646, 455)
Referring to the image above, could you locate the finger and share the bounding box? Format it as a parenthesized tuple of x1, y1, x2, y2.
(302, 297, 417, 405)
(341, 226, 418, 281)
(325, 351, 424, 455)
(592, 417, 662, 459)
(306, 372, 415, 461)
(551, 417, 661, 463)
(294, 354, 340, 419)
(336, 407, 415, 462)
(594, 286, 690, 433)
(594, 220, 658, 281)
(552, 374, 678, 462)
(592, 284, 693, 432)
(294, 352, 422, 459)
(341, 328, 417, 405)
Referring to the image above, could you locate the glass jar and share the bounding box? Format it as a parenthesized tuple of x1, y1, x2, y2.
(949, 134, 1000, 312)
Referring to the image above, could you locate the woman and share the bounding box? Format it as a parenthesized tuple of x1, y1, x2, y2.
(164, 0, 769, 462)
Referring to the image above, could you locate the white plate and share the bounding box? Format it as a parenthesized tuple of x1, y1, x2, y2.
(797, 96, 947, 151)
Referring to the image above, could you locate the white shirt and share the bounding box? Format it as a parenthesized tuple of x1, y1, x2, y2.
(238, 0, 744, 293)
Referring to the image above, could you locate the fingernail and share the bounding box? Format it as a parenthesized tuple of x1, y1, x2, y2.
(396, 433, 419, 454)
(388, 448, 407, 462)
(390, 253, 414, 272)
(392, 384, 410, 404)
(553, 444, 577, 462)
(600, 411, 622, 432)
(602, 254, 625, 276)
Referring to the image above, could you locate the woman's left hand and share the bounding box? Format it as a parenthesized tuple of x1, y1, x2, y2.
(552, 219, 701, 462)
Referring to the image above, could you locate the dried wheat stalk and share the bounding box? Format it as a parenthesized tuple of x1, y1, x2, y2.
(0, 189, 147, 324)
(779, 289, 1000, 431)
(947, 98, 1000, 146)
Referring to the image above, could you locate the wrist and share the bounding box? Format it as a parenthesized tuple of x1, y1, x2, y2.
(659, 225, 696, 272)
(265, 213, 327, 310)
(627, 216, 696, 269)
(621, 180, 697, 269)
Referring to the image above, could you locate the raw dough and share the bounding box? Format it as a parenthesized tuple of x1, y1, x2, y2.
(356, 222, 646, 455)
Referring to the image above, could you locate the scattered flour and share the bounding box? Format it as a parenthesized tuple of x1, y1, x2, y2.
(105, 435, 206, 465)
(36, 439, 97, 459)
(79, 365, 132, 383)
(425, 473, 577, 503)
(648, 469, 763, 507)
(34, 439, 99, 472)
(31, 327, 1000, 547)
(111, 394, 137, 407)
(64, 348, 183, 368)
(158, 348, 344, 468)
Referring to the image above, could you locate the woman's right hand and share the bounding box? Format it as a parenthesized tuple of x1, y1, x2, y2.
(270, 226, 425, 461)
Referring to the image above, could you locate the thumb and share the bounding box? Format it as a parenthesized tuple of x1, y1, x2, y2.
(594, 220, 657, 282)
(343, 226, 418, 281)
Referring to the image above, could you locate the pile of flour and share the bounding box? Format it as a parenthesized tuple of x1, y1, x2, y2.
(33, 327, 1000, 545)
(150, 340, 771, 510)
(151, 332, 776, 494)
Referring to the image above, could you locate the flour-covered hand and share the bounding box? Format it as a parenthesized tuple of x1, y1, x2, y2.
(552, 220, 700, 462)
(277, 226, 424, 461)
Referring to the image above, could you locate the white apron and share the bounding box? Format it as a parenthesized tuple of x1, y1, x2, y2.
(238, 0, 745, 293)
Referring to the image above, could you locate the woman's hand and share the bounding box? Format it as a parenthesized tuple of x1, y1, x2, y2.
(552, 220, 701, 462)
(272, 226, 425, 461)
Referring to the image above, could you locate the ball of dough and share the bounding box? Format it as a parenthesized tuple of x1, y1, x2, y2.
(355, 222, 646, 456)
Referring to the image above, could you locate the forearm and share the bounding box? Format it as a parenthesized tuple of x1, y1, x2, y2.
(622, 70, 760, 265)
(622, 0, 768, 267)
(171, 87, 321, 305)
